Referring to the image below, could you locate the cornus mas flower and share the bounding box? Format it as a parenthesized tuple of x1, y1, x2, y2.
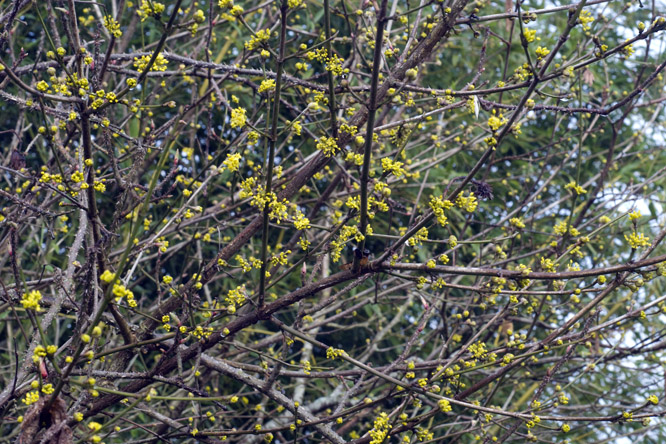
(21, 290, 42, 311)
(230, 107, 246, 128)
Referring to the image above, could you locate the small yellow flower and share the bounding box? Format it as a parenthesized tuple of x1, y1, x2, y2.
(438, 399, 452, 413)
(564, 181, 586, 195)
(230, 107, 247, 128)
(21, 290, 42, 311)
(103, 15, 123, 38)
(22, 391, 39, 406)
(223, 153, 242, 172)
(100, 270, 116, 283)
(326, 347, 346, 359)
(137, 0, 165, 21)
(625, 232, 650, 249)
(258, 79, 276, 94)
(509, 217, 525, 229)
(535, 46, 550, 58)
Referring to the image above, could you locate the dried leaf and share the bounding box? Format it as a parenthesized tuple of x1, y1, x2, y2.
(9, 150, 26, 170)
(583, 68, 595, 86)
(505, 0, 513, 32)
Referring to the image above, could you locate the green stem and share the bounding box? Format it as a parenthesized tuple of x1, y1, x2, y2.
(258, 0, 289, 307)
(356, 0, 390, 270)
(324, 0, 338, 139)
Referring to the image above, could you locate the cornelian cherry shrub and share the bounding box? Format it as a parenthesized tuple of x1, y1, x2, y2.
(2, 0, 666, 443)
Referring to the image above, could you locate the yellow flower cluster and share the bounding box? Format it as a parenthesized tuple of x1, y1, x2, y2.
(293, 212, 311, 230)
(345, 196, 360, 211)
(33, 345, 47, 363)
(501, 353, 514, 365)
(223, 153, 242, 172)
(326, 347, 346, 359)
(625, 231, 650, 249)
(36, 80, 49, 92)
(299, 236, 310, 250)
(245, 29, 271, 51)
(513, 64, 532, 82)
(564, 181, 586, 195)
(316, 136, 339, 157)
(258, 79, 276, 94)
(325, 53, 345, 76)
(103, 15, 122, 38)
(487, 114, 507, 132)
(270, 250, 291, 267)
(71, 171, 85, 183)
(438, 399, 452, 413)
(381, 157, 406, 177)
(540, 257, 556, 272)
(223, 285, 246, 314)
(407, 227, 429, 247)
(523, 28, 537, 43)
(291, 120, 302, 135)
(535, 46, 550, 59)
(93, 180, 106, 193)
(369, 412, 391, 444)
(579, 9, 594, 31)
(429, 196, 454, 226)
(112, 284, 137, 307)
(345, 151, 364, 165)
(39, 172, 63, 183)
(230, 107, 247, 128)
(455, 191, 478, 213)
(230, 5, 244, 16)
(137, 1, 165, 22)
(329, 225, 365, 262)
(133, 53, 168, 73)
(468, 341, 487, 359)
(100, 270, 116, 283)
(509, 217, 525, 229)
(268, 197, 290, 223)
(23, 391, 39, 406)
(21, 290, 42, 311)
(192, 325, 214, 340)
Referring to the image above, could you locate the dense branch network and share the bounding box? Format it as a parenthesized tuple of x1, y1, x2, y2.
(2, 0, 666, 443)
